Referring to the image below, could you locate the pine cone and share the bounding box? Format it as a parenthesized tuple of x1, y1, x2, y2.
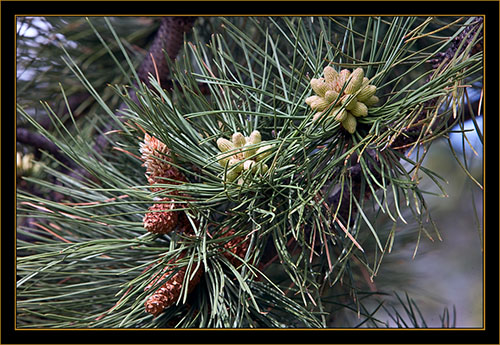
(306, 66, 378, 133)
(143, 198, 179, 234)
(140, 133, 186, 192)
(144, 257, 203, 317)
(140, 134, 194, 234)
(215, 131, 271, 184)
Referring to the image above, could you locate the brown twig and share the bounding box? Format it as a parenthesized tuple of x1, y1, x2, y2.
(70, 17, 197, 182)
(16, 127, 73, 167)
(138, 17, 196, 90)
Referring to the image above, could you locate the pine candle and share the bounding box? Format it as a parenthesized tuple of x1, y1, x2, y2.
(306, 66, 379, 133)
(216, 130, 272, 184)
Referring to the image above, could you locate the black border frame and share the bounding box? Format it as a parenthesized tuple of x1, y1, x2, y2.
(4, 1, 499, 344)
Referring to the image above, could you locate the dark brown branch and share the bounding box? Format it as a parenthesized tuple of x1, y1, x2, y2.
(137, 16, 196, 89)
(16, 127, 74, 167)
(70, 17, 198, 181)
(95, 17, 197, 153)
(428, 17, 483, 70)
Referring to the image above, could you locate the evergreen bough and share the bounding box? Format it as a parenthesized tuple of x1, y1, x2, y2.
(16, 16, 483, 328)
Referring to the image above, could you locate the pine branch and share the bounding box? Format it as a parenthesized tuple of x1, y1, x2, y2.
(330, 16, 483, 225)
(85, 17, 197, 175)
(20, 17, 198, 184)
(16, 16, 483, 329)
(392, 16, 483, 149)
(137, 16, 197, 90)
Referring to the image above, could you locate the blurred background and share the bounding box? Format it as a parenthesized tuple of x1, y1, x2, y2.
(409, 120, 483, 327)
(370, 118, 483, 328)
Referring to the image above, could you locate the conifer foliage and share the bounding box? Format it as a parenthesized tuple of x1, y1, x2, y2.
(16, 16, 483, 328)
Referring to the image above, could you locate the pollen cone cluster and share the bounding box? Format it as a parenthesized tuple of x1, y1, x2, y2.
(16, 152, 40, 177)
(306, 66, 379, 133)
(144, 255, 203, 317)
(216, 131, 272, 184)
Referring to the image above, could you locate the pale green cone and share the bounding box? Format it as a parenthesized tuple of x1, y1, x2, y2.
(308, 67, 378, 131)
(341, 94, 358, 111)
(243, 130, 262, 158)
(225, 168, 240, 183)
(305, 95, 320, 106)
(260, 163, 269, 174)
(312, 111, 325, 121)
(350, 101, 368, 117)
(248, 130, 261, 144)
(310, 78, 328, 97)
(217, 131, 271, 183)
(310, 97, 330, 111)
(339, 69, 351, 79)
(217, 153, 231, 167)
(357, 85, 377, 102)
(232, 132, 246, 147)
(323, 66, 338, 83)
(224, 159, 243, 182)
(364, 95, 380, 107)
(228, 158, 243, 173)
(337, 69, 351, 91)
(243, 159, 257, 173)
(256, 145, 273, 161)
(217, 138, 235, 153)
(341, 113, 357, 134)
(344, 67, 364, 94)
(331, 107, 347, 122)
(324, 90, 340, 104)
(242, 144, 257, 159)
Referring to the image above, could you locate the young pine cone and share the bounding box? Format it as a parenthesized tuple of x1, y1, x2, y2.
(140, 133, 186, 192)
(144, 260, 203, 317)
(215, 131, 272, 184)
(306, 66, 379, 134)
(143, 198, 179, 234)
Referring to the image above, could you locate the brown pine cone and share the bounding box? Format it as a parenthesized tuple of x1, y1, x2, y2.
(140, 133, 194, 234)
(143, 198, 179, 234)
(140, 133, 187, 192)
(144, 260, 203, 317)
(145, 254, 183, 292)
(140, 133, 169, 167)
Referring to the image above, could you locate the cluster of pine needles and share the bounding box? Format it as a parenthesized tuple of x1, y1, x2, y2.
(16, 16, 482, 328)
